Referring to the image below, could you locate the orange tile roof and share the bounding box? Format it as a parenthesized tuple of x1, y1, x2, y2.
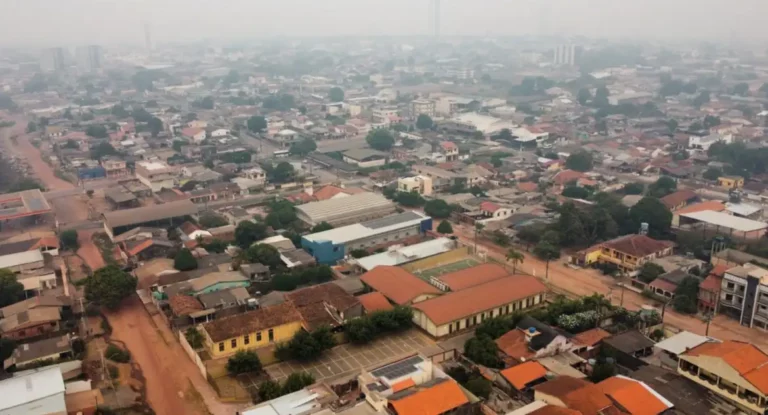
(660, 189, 698, 209)
(357, 292, 394, 313)
(572, 328, 612, 348)
(127, 239, 154, 256)
(389, 378, 468, 415)
(436, 263, 509, 291)
(414, 275, 547, 325)
(699, 274, 722, 292)
(500, 361, 548, 390)
(360, 266, 441, 305)
(480, 201, 501, 213)
(518, 181, 538, 192)
(601, 234, 674, 258)
(553, 170, 584, 185)
(168, 295, 203, 316)
(710, 264, 729, 277)
(312, 185, 364, 201)
(495, 329, 534, 361)
(534, 376, 614, 415)
(392, 378, 416, 393)
(529, 406, 582, 415)
(674, 201, 726, 215)
(684, 340, 768, 394)
(598, 376, 671, 415)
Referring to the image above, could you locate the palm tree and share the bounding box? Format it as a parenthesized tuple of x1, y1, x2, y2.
(506, 249, 524, 274)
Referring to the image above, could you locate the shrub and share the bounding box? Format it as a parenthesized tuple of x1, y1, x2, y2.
(465, 377, 492, 399)
(59, 229, 79, 251)
(185, 327, 204, 349)
(105, 344, 130, 363)
(226, 350, 263, 375)
(463, 336, 502, 368)
(344, 307, 413, 344)
(281, 372, 315, 394)
(258, 380, 282, 401)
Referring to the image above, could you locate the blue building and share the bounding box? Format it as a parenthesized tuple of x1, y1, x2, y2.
(301, 211, 433, 264)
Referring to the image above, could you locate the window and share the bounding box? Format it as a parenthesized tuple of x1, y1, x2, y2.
(231, 339, 237, 348)
(218, 342, 224, 352)
(333, 246, 339, 252)
(465, 318, 470, 327)
(268, 329, 274, 342)
(244, 335, 250, 345)
(506, 305, 510, 314)
(727, 282, 735, 290)
(256, 332, 262, 342)
(726, 294, 734, 301)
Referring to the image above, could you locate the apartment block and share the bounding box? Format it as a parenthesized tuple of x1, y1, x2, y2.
(719, 263, 768, 330)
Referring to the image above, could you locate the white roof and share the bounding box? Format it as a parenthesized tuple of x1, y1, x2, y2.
(355, 237, 455, 271)
(680, 210, 768, 232)
(304, 211, 428, 245)
(451, 112, 512, 134)
(725, 202, 762, 217)
(278, 129, 298, 136)
(0, 366, 65, 411)
(241, 389, 324, 415)
(0, 250, 44, 269)
(654, 331, 718, 355)
(296, 192, 394, 224)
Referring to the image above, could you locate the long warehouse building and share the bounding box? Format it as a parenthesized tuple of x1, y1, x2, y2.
(295, 192, 396, 227)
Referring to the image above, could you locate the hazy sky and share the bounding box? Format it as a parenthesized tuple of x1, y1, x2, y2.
(1, 0, 766, 47)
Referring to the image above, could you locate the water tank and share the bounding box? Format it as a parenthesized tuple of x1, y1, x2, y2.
(528, 327, 537, 334)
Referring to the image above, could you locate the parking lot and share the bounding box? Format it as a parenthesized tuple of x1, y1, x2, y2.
(238, 329, 439, 393)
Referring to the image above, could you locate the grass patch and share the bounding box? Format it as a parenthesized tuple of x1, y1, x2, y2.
(414, 258, 479, 280)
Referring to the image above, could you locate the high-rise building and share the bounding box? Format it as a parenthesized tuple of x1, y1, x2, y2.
(553, 44, 582, 67)
(40, 47, 67, 72)
(76, 45, 102, 72)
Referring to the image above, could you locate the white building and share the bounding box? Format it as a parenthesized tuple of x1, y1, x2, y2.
(0, 366, 66, 415)
(554, 44, 578, 66)
(210, 129, 230, 138)
(397, 175, 433, 196)
(411, 99, 435, 118)
(135, 161, 176, 193)
(688, 133, 734, 151)
(443, 112, 515, 136)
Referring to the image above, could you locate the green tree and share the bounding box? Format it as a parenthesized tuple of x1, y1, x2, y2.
(703, 167, 723, 181)
(366, 129, 395, 151)
(629, 197, 673, 238)
(86, 125, 108, 138)
(693, 90, 710, 108)
(349, 249, 370, 259)
(345, 317, 377, 344)
(148, 117, 163, 137)
(90, 142, 117, 160)
(534, 240, 560, 281)
(268, 162, 295, 183)
(8, 179, 44, 192)
(577, 88, 592, 105)
(84, 265, 137, 310)
(703, 115, 721, 129)
(247, 115, 267, 133)
(463, 336, 502, 368)
(673, 276, 700, 314)
(506, 248, 524, 274)
(193, 96, 214, 110)
(328, 87, 345, 102)
(638, 262, 665, 283)
(590, 361, 617, 383)
(172, 140, 186, 152)
(282, 372, 316, 394)
(290, 137, 317, 156)
(245, 244, 283, 269)
(465, 377, 492, 399)
(437, 221, 454, 234)
(199, 213, 229, 228)
(424, 199, 452, 218)
(0, 270, 24, 308)
(622, 182, 645, 195)
(565, 151, 594, 172)
(265, 199, 297, 229)
(732, 82, 750, 96)
(174, 248, 198, 271)
(26, 121, 37, 133)
(593, 86, 610, 107)
(394, 191, 425, 207)
(226, 350, 263, 375)
(416, 114, 434, 130)
(59, 229, 79, 251)
(562, 185, 591, 199)
(235, 221, 268, 248)
(666, 119, 679, 134)
(202, 239, 228, 253)
(0, 338, 16, 364)
(311, 222, 334, 233)
(259, 380, 283, 401)
(647, 176, 677, 198)
(105, 344, 131, 363)
(276, 327, 335, 362)
(184, 327, 204, 349)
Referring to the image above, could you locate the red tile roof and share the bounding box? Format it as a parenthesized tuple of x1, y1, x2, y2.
(660, 189, 698, 209)
(601, 234, 674, 258)
(598, 376, 671, 415)
(495, 329, 534, 361)
(388, 378, 468, 415)
(480, 201, 501, 213)
(684, 340, 768, 394)
(529, 406, 582, 415)
(518, 181, 539, 192)
(699, 274, 722, 293)
(674, 201, 726, 215)
(500, 361, 548, 390)
(182, 127, 204, 138)
(360, 266, 441, 305)
(572, 328, 611, 348)
(436, 263, 509, 292)
(534, 376, 615, 415)
(413, 275, 547, 326)
(357, 292, 394, 313)
(440, 141, 458, 151)
(202, 302, 302, 342)
(168, 295, 203, 316)
(391, 378, 416, 393)
(553, 170, 584, 186)
(648, 278, 678, 293)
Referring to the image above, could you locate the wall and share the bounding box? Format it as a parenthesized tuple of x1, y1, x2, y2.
(205, 320, 303, 359)
(179, 329, 207, 378)
(401, 247, 470, 273)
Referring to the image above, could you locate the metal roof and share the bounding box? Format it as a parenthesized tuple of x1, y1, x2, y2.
(680, 210, 768, 232)
(654, 331, 718, 356)
(0, 250, 44, 269)
(295, 192, 394, 224)
(303, 211, 428, 245)
(103, 200, 198, 229)
(0, 366, 65, 411)
(355, 237, 456, 271)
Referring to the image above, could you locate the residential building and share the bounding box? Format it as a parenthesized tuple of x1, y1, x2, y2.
(677, 210, 768, 240)
(699, 264, 726, 315)
(285, 282, 362, 330)
(719, 263, 768, 330)
(4, 334, 72, 370)
(162, 271, 250, 299)
(660, 189, 699, 211)
(719, 175, 745, 189)
(342, 149, 389, 168)
(534, 376, 618, 415)
(442, 112, 514, 136)
(412, 275, 547, 337)
(410, 165, 459, 190)
(597, 376, 674, 414)
(372, 106, 399, 125)
(571, 234, 675, 275)
(75, 45, 102, 72)
(302, 211, 432, 264)
(388, 378, 469, 415)
(411, 99, 435, 118)
(397, 175, 433, 196)
(242, 167, 267, 187)
(688, 133, 733, 151)
(678, 340, 768, 414)
(182, 127, 206, 143)
(238, 384, 337, 415)
(200, 302, 303, 358)
(654, 330, 717, 368)
(0, 307, 61, 341)
(295, 192, 397, 228)
(0, 366, 66, 415)
(500, 361, 548, 392)
(439, 141, 459, 161)
(135, 160, 176, 193)
(553, 44, 580, 66)
(102, 159, 129, 179)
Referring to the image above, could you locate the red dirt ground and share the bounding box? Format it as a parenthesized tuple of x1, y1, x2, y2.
(13, 134, 74, 191)
(77, 229, 106, 271)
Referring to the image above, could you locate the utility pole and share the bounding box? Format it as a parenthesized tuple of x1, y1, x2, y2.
(706, 313, 713, 336)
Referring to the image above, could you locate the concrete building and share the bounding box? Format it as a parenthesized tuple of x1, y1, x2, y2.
(135, 160, 176, 193)
(397, 175, 433, 196)
(719, 263, 768, 330)
(295, 192, 396, 227)
(0, 366, 66, 415)
(75, 45, 102, 72)
(411, 99, 435, 118)
(302, 211, 432, 264)
(40, 47, 67, 72)
(342, 149, 389, 168)
(553, 44, 580, 66)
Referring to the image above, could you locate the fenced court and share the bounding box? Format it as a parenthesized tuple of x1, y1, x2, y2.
(413, 258, 480, 280)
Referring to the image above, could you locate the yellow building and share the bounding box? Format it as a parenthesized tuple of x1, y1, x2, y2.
(678, 340, 768, 414)
(200, 302, 304, 358)
(718, 176, 744, 189)
(572, 234, 674, 275)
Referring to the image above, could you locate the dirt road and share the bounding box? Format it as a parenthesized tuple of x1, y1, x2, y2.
(10, 133, 74, 191)
(450, 222, 768, 350)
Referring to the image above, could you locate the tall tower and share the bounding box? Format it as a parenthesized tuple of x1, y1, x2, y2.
(144, 22, 153, 51)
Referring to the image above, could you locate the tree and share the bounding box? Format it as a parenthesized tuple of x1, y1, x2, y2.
(666, 119, 678, 134)
(703, 167, 723, 181)
(311, 222, 334, 233)
(465, 377, 492, 399)
(328, 87, 344, 102)
(282, 372, 316, 394)
(534, 241, 560, 281)
(416, 114, 434, 130)
(174, 249, 198, 271)
(638, 262, 665, 283)
(647, 176, 677, 198)
(506, 249, 524, 274)
(424, 199, 452, 218)
(8, 179, 44, 192)
(0, 270, 24, 308)
(26, 121, 37, 133)
(464, 336, 502, 368)
(105, 344, 131, 363)
(59, 230, 79, 251)
(289, 137, 317, 156)
(270, 162, 295, 183)
(148, 117, 163, 137)
(86, 125, 108, 138)
(394, 191, 425, 207)
(184, 327, 204, 349)
(259, 379, 283, 401)
(693, 90, 710, 108)
(199, 213, 229, 228)
(437, 221, 454, 234)
(84, 265, 137, 310)
(593, 86, 610, 107)
(629, 197, 672, 238)
(247, 115, 267, 133)
(623, 182, 645, 195)
(366, 129, 395, 151)
(193, 96, 214, 110)
(203, 239, 228, 254)
(590, 361, 617, 383)
(226, 350, 263, 375)
(235, 221, 268, 248)
(245, 244, 282, 269)
(562, 185, 591, 199)
(732, 82, 750, 96)
(172, 140, 186, 152)
(673, 276, 700, 314)
(0, 93, 17, 110)
(276, 328, 335, 362)
(577, 88, 592, 105)
(565, 152, 594, 172)
(90, 142, 117, 160)
(265, 199, 297, 229)
(0, 338, 16, 364)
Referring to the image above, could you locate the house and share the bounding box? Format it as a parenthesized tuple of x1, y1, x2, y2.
(603, 330, 655, 365)
(4, 334, 72, 370)
(387, 378, 470, 415)
(571, 328, 612, 360)
(135, 160, 176, 193)
(342, 149, 389, 168)
(719, 175, 745, 189)
(412, 99, 436, 118)
(200, 302, 304, 358)
(285, 283, 362, 330)
(496, 316, 574, 364)
(357, 292, 394, 314)
(360, 266, 441, 306)
(238, 384, 337, 415)
(699, 264, 727, 314)
(654, 330, 717, 368)
(0, 366, 66, 414)
(198, 287, 251, 312)
(182, 127, 207, 143)
(677, 210, 768, 240)
(533, 376, 618, 415)
(0, 236, 59, 258)
(412, 275, 547, 337)
(0, 307, 61, 341)
(397, 175, 433, 196)
(551, 170, 584, 192)
(572, 234, 674, 275)
(102, 159, 129, 179)
(411, 165, 460, 190)
(660, 189, 698, 211)
(121, 238, 175, 262)
(671, 201, 726, 227)
(678, 340, 768, 414)
(102, 200, 198, 240)
(500, 361, 548, 392)
(718, 263, 768, 329)
(439, 141, 459, 161)
(0, 295, 70, 320)
(162, 271, 250, 299)
(597, 375, 674, 415)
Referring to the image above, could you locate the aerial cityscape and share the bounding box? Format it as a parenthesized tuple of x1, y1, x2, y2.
(2, 1, 768, 415)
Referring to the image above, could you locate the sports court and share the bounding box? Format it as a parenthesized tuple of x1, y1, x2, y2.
(413, 258, 479, 280)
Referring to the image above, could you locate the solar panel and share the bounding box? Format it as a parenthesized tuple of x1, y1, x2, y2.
(371, 355, 425, 379)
